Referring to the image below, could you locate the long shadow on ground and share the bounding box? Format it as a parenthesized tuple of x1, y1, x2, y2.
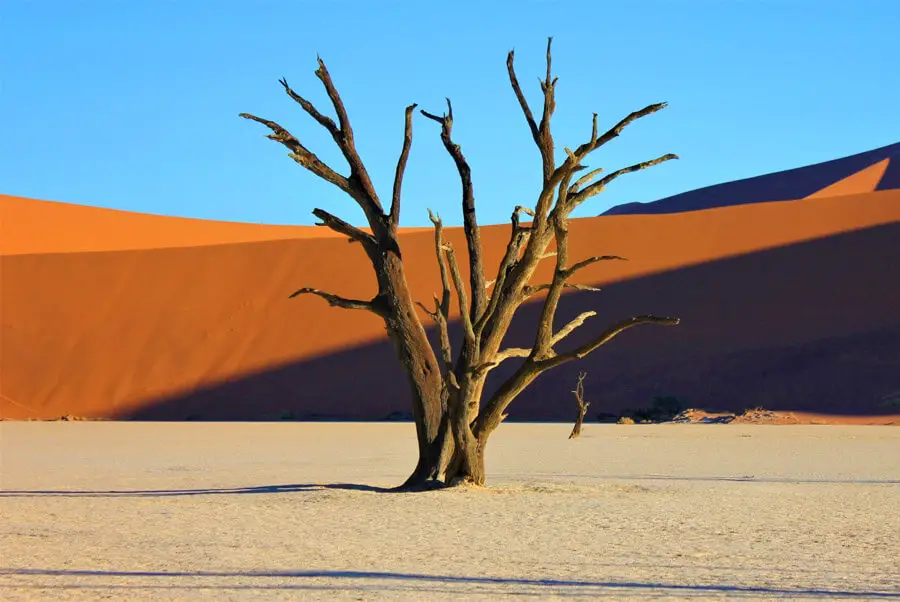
(0, 568, 897, 598)
(3, 471, 899, 498)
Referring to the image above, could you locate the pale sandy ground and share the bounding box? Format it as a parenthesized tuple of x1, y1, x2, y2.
(1, 423, 898, 600)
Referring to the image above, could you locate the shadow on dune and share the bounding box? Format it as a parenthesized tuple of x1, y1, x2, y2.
(1, 568, 897, 598)
(124, 222, 900, 421)
(602, 141, 899, 215)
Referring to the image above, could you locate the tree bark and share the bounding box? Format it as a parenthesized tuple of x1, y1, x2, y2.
(375, 251, 448, 487)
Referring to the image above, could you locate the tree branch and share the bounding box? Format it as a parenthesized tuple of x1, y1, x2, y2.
(278, 77, 339, 138)
(469, 347, 532, 378)
(533, 214, 571, 355)
(533, 220, 631, 359)
(566, 254, 627, 275)
(239, 113, 351, 193)
(572, 102, 670, 161)
(289, 287, 386, 317)
(421, 99, 487, 322)
(506, 49, 540, 145)
(537, 37, 558, 138)
(540, 315, 681, 370)
(569, 154, 679, 208)
(549, 311, 597, 350)
(508, 37, 557, 184)
(442, 241, 476, 346)
(534, 103, 672, 214)
(568, 167, 603, 195)
(427, 210, 452, 323)
(476, 314, 679, 439)
(476, 205, 533, 336)
(417, 296, 453, 376)
(424, 210, 455, 377)
(390, 104, 418, 226)
(312, 208, 377, 251)
(523, 282, 602, 299)
(312, 58, 385, 216)
(415, 299, 440, 322)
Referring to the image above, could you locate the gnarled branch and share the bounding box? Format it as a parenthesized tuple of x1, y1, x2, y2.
(475, 205, 533, 336)
(390, 104, 418, 226)
(239, 113, 351, 193)
(311, 57, 385, 218)
(571, 102, 670, 162)
(425, 210, 454, 374)
(477, 315, 678, 440)
(469, 347, 532, 378)
(569, 153, 679, 208)
(417, 296, 453, 376)
(533, 214, 571, 355)
(442, 240, 476, 346)
(508, 37, 557, 183)
(422, 99, 487, 322)
(523, 282, 602, 299)
(278, 77, 339, 138)
(426, 210, 452, 319)
(289, 287, 385, 317)
(566, 255, 626, 276)
(506, 50, 540, 145)
(242, 57, 389, 241)
(536, 103, 673, 216)
(312, 208, 377, 252)
(568, 167, 603, 195)
(549, 311, 597, 350)
(540, 315, 681, 370)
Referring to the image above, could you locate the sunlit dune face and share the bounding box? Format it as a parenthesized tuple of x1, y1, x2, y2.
(1, 188, 899, 421)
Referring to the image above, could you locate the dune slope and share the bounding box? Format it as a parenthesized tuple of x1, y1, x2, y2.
(602, 141, 899, 215)
(2, 190, 898, 420)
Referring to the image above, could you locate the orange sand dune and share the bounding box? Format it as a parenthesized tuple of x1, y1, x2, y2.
(603, 141, 899, 215)
(1, 190, 899, 421)
(804, 159, 890, 199)
(0, 195, 432, 256)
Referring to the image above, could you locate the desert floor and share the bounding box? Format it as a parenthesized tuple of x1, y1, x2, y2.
(1, 423, 898, 600)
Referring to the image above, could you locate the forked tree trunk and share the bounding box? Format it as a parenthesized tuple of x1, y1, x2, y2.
(242, 39, 680, 490)
(375, 253, 451, 487)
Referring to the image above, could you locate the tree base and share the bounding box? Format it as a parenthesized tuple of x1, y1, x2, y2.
(447, 476, 485, 489)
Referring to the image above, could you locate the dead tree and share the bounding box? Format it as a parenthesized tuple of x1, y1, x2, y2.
(569, 372, 590, 439)
(240, 38, 679, 488)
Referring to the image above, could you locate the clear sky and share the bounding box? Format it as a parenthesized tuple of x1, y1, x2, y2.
(2, 0, 897, 227)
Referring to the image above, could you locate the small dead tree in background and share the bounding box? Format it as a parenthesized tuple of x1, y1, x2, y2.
(241, 38, 679, 488)
(569, 372, 590, 439)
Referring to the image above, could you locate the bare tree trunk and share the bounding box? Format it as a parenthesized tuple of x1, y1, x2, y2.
(569, 372, 590, 439)
(376, 253, 450, 488)
(444, 431, 486, 486)
(243, 39, 680, 490)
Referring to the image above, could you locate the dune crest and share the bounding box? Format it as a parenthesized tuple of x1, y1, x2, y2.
(0, 195, 341, 256)
(804, 158, 890, 199)
(602, 141, 900, 215)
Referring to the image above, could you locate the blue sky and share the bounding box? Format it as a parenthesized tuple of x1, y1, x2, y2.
(2, 0, 897, 227)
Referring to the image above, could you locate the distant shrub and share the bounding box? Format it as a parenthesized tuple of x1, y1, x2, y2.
(881, 393, 900, 407)
(626, 395, 689, 422)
